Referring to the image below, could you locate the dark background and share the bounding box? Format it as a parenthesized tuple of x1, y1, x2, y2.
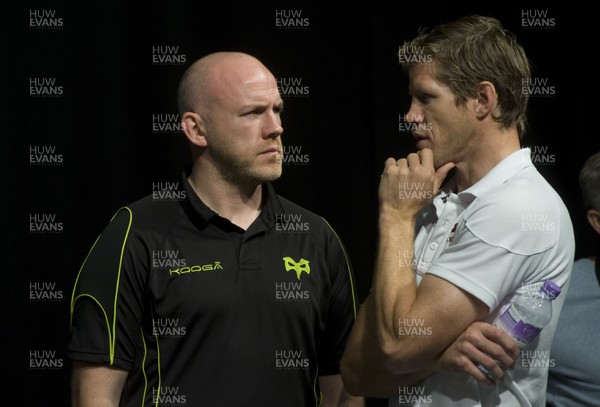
(6, 2, 594, 405)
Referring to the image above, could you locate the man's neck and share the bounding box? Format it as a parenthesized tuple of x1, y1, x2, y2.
(187, 166, 263, 230)
(453, 128, 521, 192)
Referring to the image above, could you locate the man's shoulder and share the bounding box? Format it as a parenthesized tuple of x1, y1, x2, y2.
(272, 194, 337, 234)
(274, 194, 323, 219)
(474, 166, 567, 216)
(464, 168, 573, 254)
(106, 193, 183, 231)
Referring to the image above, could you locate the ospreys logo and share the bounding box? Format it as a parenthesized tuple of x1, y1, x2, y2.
(283, 257, 310, 280)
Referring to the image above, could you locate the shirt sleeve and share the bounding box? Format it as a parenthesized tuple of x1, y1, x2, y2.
(426, 185, 571, 312)
(316, 218, 359, 376)
(67, 207, 148, 370)
(425, 231, 524, 312)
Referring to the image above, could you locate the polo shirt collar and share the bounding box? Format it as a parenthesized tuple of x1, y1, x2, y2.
(256, 182, 285, 229)
(178, 167, 284, 232)
(438, 147, 533, 198)
(179, 168, 218, 228)
(462, 147, 534, 199)
(432, 148, 534, 214)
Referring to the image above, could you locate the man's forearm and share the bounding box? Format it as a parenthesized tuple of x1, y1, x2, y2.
(363, 151, 461, 377)
(372, 212, 421, 371)
(341, 296, 439, 398)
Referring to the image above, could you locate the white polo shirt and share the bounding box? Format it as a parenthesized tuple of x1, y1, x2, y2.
(389, 148, 575, 407)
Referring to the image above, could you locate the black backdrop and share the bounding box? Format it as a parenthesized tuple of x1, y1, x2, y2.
(6, 2, 595, 405)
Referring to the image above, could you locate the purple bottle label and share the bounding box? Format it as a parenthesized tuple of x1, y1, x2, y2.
(499, 308, 541, 344)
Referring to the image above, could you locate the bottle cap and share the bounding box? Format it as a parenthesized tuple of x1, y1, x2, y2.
(542, 280, 561, 299)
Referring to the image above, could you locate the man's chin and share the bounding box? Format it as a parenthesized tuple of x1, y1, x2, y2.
(258, 167, 283, 183)
(415, 139, 432, 151)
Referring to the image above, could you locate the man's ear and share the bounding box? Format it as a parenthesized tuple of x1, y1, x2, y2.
(473, 81, 498, 120)
(181, 111, 208, 148)
(587, 208, 600, 236)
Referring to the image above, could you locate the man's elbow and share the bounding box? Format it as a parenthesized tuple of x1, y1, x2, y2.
(378, 337, 427, 375)
(339, 356, 365, 396)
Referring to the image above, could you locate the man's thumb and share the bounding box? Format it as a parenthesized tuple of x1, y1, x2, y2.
(435, 162, 455, 191)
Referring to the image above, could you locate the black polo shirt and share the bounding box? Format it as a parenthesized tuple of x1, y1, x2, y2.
(68, 169, 358, 406)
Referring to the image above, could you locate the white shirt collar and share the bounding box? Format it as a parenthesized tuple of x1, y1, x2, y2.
(433, 148, 535, 212)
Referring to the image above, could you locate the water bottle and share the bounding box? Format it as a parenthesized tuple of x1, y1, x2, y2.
(496, 280, 561, 348)
(477, 280, 562, 407)
(477, 281, 561, 377)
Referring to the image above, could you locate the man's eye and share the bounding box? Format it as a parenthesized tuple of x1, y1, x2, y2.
(418, 94, 432, 103)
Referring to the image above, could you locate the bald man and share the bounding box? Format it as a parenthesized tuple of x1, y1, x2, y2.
(68, 52, 363, 407)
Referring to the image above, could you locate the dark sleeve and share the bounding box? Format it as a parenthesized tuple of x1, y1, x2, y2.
(67, 207, 147, 371)
(317, 218, 359, 376)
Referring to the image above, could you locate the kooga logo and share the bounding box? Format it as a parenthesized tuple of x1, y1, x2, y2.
(169, 261, 223, 276)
